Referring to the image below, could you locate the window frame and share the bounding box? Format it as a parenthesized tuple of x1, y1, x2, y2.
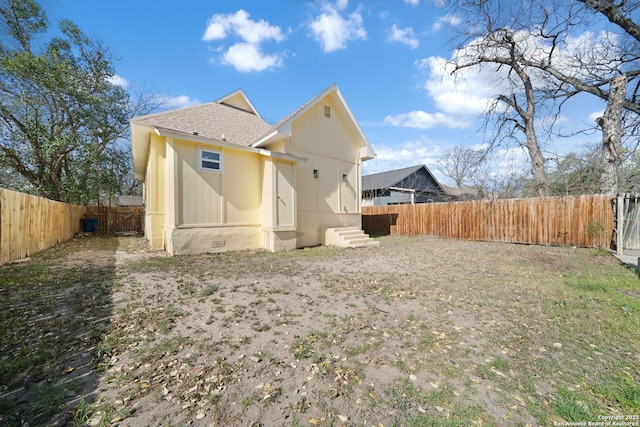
(197, 147, 223, 174)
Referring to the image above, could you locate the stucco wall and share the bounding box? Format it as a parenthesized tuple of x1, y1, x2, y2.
(165, 225, 262, 255)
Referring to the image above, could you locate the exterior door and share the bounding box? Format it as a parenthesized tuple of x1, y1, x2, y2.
(276, 162, 295, 227)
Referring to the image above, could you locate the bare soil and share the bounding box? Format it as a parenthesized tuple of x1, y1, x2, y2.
(1, 235, 638, 426)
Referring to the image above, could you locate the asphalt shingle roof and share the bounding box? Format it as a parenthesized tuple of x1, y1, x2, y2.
(361, 165, 425, 192)
(132, 101, 274, 147)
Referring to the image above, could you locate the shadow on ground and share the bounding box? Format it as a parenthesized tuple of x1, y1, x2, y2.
(0, 236, 118, 426)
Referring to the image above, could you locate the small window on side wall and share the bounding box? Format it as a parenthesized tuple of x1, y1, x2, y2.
(198, 148, 222, 173)
(324, 105, 331, 118)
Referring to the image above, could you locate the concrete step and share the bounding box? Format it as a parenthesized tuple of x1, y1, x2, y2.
(323, 227, 380, 248)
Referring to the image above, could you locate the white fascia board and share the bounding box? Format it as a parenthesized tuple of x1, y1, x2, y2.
(131, 121, 152, 180)
(333, 87, 376, 160)
(257, 149, 307, 163)
(360, 145, 376, 161)
(251, 130, 285, 148)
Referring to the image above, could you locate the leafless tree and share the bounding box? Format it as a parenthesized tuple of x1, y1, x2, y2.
(434, 145, 486, 187)
(447, 0, 640, 195)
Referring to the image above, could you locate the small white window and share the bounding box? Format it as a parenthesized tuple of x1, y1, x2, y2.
(198, 148, 222, 173)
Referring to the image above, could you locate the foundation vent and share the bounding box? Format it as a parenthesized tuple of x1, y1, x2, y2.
(210, 240, 226, 248)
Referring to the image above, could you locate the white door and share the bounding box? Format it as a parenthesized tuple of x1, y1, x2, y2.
(276, 162, 295, 227)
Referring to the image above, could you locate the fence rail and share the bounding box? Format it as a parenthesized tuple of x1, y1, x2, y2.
(1, 189, 143, 265)
(363, 194, 614, 248)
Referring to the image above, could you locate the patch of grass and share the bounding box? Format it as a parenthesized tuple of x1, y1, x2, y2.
(252, 322, 270, 332)
(201, 284, 219, 296)
(73, 397, 90, 427)
(292, 339, 314, 359)
(565, 278, 608, 292)
(553, 387, 595, 422)
(380, 379, 495, 427)
(592, 370, 640, 411)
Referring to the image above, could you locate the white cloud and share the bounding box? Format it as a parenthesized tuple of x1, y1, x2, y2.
(107, 75, 130, 88)
(420, 55, 509, 116)
(362, 139, 443, 175)
(221, 42, 284, 73)
(309, 1, 367, 53)
(162, 95, 201, 109)
(432, 14, 462, 32)
(202, 10, 284, 43)
(383, 110, 470, 129)
(404, 0, 420, 5)
(388, 24, 419, 49)
(202, 9, 286, 73)
(410, 29, 622, 132)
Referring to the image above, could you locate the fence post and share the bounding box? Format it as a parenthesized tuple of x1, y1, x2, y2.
(617, 194, 624, 256)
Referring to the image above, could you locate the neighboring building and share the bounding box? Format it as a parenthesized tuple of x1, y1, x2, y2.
(131, 84, 377, 255)
(362, 164, 483, 206)
(118, 195, 143, 207)
(362, 165, 447, 206)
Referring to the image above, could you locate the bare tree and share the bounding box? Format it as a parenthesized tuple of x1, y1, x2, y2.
(447, 0, 640, 196)
(434, 145, 486, 187)
(578, 0, 640, 43)
(450, 25, 552, 196)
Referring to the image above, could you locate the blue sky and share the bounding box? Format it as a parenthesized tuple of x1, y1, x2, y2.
(43, 0, 606, 183)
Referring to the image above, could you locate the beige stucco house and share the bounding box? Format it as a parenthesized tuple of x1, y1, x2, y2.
(131, 84, 378, 255)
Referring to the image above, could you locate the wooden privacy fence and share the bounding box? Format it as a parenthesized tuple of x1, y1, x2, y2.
(0, 189, 85, 265)
(83, 206, 143, 235)
(1, 189, 144, 265)
(362, 194, 614, 248)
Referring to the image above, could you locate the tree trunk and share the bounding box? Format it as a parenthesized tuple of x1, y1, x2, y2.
(524, 123, 551, 197)
(597, 75, 626, 196)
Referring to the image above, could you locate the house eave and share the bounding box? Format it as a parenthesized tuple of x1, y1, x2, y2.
(132, 125, 302, 179)
(251, 129, 289, 148)
(131, 121, 151, 180)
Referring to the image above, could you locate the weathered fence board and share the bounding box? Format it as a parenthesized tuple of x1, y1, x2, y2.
(0, 189, 86, 265)
(362, 194, 614, 248)
(0, 189, 144, 265)
(83, 206, 143, 235)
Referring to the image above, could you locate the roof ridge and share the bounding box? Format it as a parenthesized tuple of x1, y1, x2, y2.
(364, 164, 424, 177)
(131, 101, 219, 122)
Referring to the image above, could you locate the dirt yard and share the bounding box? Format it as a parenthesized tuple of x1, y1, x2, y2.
(1, 235, 638, 426)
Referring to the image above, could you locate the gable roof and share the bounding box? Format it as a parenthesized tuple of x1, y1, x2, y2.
(131, 85, 375, 179)
(131, 92, 272, 147)
(362, 165, 441, 192)
(252, 84, 376, 161)
(216, 88, 261, 117)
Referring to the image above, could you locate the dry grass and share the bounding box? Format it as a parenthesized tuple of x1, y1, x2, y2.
(1, 235, 639, 426)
